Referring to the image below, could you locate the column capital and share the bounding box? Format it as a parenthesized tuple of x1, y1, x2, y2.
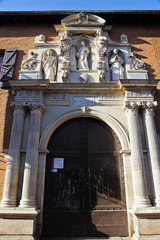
(28, 103, 45, 113)
(11, 102, 26, 115)
(141, 101, 158, 116)
(124, 101, 141, 114)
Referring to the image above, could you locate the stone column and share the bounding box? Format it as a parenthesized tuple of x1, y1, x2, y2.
(125, 102, 150, 208)
(1, 103, 25, 207)
(142, 101, 160, 207)
(19, 103, 44, 208)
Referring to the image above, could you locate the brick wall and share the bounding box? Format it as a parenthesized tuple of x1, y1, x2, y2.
(0, 22, 160, 201)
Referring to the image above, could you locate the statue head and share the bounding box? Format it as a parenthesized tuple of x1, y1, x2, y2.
(113, 49, 118, 55)
(81, 41, 86, 47)
(47, 49, 53, 56)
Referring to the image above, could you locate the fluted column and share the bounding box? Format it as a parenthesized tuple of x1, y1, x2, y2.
(142, 101, 160, 207)
(125, 102, 150, 208)
(19, 103, 44, 208)
(1, 103, 25, 207)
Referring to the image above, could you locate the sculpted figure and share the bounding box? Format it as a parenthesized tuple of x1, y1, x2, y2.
(95, 29, 108, 57)
(76, 41, 90, 70)
(109, 49, 124, 81)
(60, 30, 72, 58)
(43, 50, 57, 81)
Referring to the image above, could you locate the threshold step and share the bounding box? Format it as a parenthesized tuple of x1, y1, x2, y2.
(41, 237, 131, 240)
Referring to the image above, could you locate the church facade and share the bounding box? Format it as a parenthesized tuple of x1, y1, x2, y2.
(0, 11, 160, 240)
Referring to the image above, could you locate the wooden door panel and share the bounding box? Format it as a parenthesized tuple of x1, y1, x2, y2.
(42, 118, 128, 237)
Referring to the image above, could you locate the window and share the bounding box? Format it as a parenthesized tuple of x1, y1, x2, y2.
(0, 48, 17, 88)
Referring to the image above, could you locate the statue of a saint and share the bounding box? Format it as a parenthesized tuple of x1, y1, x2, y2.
(109, 49, 124, 81)
(43, 50, 57, 81)
(76, 41, 90, 70)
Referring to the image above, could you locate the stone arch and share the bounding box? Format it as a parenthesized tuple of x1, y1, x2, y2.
(39, 108, 129, 151)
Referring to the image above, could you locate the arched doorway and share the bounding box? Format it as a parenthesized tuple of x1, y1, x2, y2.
(42, 117, 128, 237)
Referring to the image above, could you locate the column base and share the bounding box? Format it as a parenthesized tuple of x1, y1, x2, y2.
(132, 198, 151, 209)
(0, 198, 17, 208)
(19, 199, 37, 208)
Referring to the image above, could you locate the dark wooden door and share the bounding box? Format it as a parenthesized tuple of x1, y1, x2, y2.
(42, 118, 128, 237)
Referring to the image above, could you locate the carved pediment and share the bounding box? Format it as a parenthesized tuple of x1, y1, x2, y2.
(55, 12, 107, 35)
(61, 12, 106, 26)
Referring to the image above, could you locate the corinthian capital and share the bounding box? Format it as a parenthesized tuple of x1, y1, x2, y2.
(11, 102, 26, 115)
(124, 101, 141, 114)
(28, 103, 45, 113)
(141, 101, 158, 115)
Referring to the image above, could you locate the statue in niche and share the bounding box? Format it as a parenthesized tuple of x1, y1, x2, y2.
(109, 49, 124, 81)
(42, 49, 57, 81)
(76, 41, 90, 70)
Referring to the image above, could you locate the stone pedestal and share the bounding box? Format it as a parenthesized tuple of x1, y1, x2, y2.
(0, 103, 25, 208)
(0, 208, 39, 240)
(19, 104, 44, 208)
(125, 102, 150, 208)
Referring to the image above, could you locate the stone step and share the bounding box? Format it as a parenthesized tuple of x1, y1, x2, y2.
(41, 237, 131, 240)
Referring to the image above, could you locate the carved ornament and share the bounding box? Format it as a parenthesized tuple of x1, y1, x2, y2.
(141, 101, 158, 115)
(99, 70, 106, 83)
(95, 29, 108, 58)
(60, 30, 72, 59)
(22, 52, 38, 70)
(124, 101, 141, 114)
(78, 12, 88, 24)
(129, 51, 145, 70)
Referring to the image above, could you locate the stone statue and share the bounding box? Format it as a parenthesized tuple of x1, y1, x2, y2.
(76, 41, 90, 70)
(95, 29, 108, 57)
(42, 49, 57, 81)
(60, 30, 72, 59)
(109, 49, 124, 81)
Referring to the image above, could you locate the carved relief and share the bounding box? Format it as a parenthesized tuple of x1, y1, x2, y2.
(78, 12, 88, 24)
(129, 51, 145, 70)
(76, 41, 90, 70)
(62, 70, 70, 83)
(95, 29, 108, 58)
(109, 49, 124, 81)
(99, 70, 106, 83)
(22, 52, 38, 70)
(41, 49, 57, 81)
(80, 73, 89, 83)
(60, 30, 72, 60)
